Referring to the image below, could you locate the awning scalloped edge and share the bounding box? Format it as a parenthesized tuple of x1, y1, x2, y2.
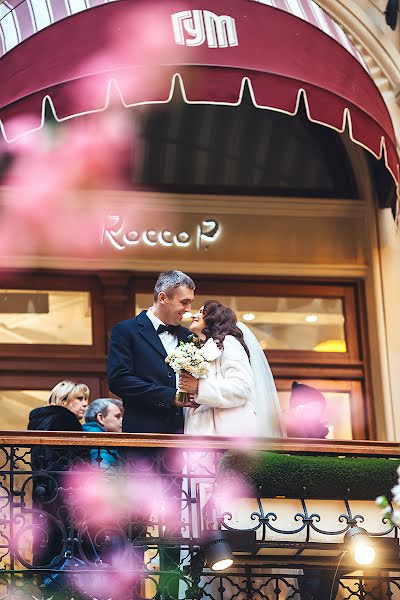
(1, 72, 399, 204)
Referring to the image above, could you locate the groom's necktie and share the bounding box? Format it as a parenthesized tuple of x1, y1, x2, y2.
(157, 324, 179, 336)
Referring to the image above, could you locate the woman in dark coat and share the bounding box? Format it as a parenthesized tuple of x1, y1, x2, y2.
(28, 380, 89, 568)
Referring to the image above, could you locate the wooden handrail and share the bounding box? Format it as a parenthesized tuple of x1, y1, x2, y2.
(0, 431, 399, 457)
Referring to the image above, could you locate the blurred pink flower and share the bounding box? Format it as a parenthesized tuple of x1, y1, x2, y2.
(215, 474, 252, 503)
(76, 1, 187, 111)
(0, 110, 136, 262)
(71, 553, 140, 600)
(0, 1, 192, 267)
(1, 114, 43, 144)
(63, 465, 181, 534)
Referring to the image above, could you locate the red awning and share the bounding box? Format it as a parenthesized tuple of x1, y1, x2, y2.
(0, 0, 399, 188)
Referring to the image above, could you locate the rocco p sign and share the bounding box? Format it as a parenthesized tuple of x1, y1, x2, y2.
(171, 10, 238, 48)
(102, 217, 221, 252)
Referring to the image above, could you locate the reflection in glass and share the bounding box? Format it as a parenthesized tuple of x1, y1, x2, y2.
(135, 294, 346, 352)
(0, 290, 92, 345)
(0, 390, 48, 430)
(278, 389, 353, 440)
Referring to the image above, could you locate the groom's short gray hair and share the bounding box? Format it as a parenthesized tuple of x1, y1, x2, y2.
(154, 270, 195, 301)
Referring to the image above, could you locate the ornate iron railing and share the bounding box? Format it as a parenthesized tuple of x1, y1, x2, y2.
(0, 432, 399, 600)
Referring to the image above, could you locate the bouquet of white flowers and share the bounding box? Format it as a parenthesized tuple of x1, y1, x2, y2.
(165, 339, 210, 404)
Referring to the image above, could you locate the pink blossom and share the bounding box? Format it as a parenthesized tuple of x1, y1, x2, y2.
(0, 110, 137, 264)
(76, 1, 188, 110)
(63, 465, 182, 535)
(0, 1, 192, 268)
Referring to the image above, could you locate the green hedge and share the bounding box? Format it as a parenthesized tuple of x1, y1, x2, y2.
(218, 452, 399, 500)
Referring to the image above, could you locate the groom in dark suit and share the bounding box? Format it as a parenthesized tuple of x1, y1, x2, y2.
(108, 270, 195, 599)
(108, 270, 195, 434)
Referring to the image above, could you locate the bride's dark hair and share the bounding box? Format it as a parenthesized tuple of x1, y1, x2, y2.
(202, 300, 249, 359)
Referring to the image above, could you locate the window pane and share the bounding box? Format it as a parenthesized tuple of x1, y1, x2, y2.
(135, 294, 346, 352)
(0, 390, 48, 430)
(0, 290, 92, 345)
(278, 389, 353, 440)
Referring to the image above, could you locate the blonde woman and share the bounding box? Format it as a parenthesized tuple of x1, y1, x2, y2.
(28, 380, 89, 431)
(28, 380, 89, 568)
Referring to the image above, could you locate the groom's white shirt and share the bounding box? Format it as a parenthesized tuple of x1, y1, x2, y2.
(146, 308, 179, 355)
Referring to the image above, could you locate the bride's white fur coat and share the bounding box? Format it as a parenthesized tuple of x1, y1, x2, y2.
(184, 335, 258, 437)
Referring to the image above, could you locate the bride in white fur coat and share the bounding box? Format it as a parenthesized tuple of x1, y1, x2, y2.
(178, 300, 283, 438)
(178, 302, 299, 600)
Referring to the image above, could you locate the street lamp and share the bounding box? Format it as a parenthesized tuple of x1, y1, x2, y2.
(204, 530, 234, 571)
(344, 527, 376, 566)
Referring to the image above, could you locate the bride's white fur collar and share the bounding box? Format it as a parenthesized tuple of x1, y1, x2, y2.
(201, 337, 222, 361)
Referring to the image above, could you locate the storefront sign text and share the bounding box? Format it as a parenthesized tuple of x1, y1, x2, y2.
(171, 10, 238, 48)
(102, 216, 221, 251)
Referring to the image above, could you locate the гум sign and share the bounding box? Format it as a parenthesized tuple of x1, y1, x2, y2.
(171, 10, 238, 49)
(102, 216, 221, 251)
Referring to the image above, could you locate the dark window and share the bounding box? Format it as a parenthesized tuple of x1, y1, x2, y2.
(135, 98, 358, 198)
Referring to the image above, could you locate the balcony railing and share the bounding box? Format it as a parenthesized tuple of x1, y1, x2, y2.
(0, 432, 399, 600)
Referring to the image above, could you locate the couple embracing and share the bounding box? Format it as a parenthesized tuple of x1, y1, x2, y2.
(108, 270, 283, 439)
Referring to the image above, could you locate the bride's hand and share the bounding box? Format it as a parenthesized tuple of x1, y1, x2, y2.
(174, 393, 199, 408)
(179, 372, 199, 394)
(188, 394, 199, 409)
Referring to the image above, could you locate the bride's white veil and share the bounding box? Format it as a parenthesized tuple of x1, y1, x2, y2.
(237, 322, 285, 438)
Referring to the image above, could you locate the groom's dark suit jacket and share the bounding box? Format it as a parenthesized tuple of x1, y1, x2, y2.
(108, 310, 190, 434)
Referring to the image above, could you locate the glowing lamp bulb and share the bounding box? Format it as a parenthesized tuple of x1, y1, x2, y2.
(211, 558, 233, 571)
(243, 313, 255, 321)
(353, 543, 376, 565)
(305, 314, 318, 323)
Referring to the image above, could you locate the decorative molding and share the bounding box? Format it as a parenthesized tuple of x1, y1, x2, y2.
(104, 193, 367, 218)
(0, 254, 369, 278)
(0, 186, 367, 219)
(0, 188, 365, 218)
(395, 83, 400, 104)
(318, 0, 400, 89)
(316, 0, 400, 148)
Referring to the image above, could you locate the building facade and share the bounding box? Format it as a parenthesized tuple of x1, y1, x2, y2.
(0, 0, 399, 440)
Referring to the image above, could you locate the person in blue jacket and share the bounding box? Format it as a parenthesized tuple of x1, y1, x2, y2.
(83, 397, 123, 468)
